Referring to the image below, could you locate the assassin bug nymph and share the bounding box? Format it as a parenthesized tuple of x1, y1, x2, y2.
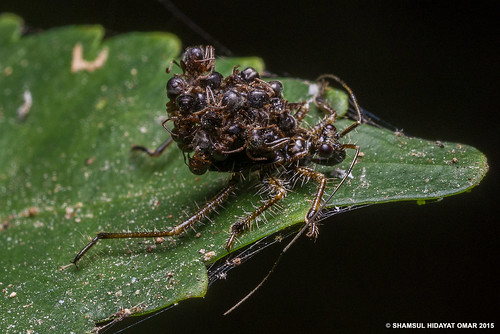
(72, 45, 362, 265)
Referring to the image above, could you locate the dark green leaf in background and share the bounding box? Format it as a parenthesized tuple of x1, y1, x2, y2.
(0, 14, 488, 333)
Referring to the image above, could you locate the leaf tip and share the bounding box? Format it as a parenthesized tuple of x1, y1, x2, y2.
(0, 12, 24, 44)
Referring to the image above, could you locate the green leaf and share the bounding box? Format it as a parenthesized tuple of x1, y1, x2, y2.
(0, 14, 488, 333)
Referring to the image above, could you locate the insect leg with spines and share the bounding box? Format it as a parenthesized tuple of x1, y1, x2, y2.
(225, 176, 287, 250)
(72, 175, 239, 265)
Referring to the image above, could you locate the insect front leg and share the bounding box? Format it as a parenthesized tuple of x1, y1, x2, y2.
(294, 166, 328, 239)
(226, 177, 287, 250)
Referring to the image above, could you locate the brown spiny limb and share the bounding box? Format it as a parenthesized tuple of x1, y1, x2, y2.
(226, 177, 286, 250)
(72, 175, 239, 265)
(295, 166, 328, 239)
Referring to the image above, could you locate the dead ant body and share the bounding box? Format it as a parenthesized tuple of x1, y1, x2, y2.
(72, 45, 361, 265)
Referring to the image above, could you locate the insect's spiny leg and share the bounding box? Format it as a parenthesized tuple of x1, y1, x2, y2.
(226, 177, 286, 250)
(169, 176, 237, 234)
(338, 120, 360, 138)
(131, 137, 174, 157)
(72, 175, 239, 265)
(295, 166, 328, 239)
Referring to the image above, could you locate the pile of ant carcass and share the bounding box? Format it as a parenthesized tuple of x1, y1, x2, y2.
(162, 46, 358, 176)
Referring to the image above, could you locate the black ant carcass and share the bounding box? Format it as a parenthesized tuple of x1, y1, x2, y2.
(72, 45, 361, 264)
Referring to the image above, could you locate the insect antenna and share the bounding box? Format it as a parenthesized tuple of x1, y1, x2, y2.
(348, 104, 399, 132)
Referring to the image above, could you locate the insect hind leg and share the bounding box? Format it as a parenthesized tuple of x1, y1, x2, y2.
(72, 175, 239, 265)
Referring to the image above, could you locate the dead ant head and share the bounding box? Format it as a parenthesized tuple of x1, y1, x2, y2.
(180, 45, 215, 76)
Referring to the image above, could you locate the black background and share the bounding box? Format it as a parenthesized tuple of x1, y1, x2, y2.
(1, 0, 498, 333)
